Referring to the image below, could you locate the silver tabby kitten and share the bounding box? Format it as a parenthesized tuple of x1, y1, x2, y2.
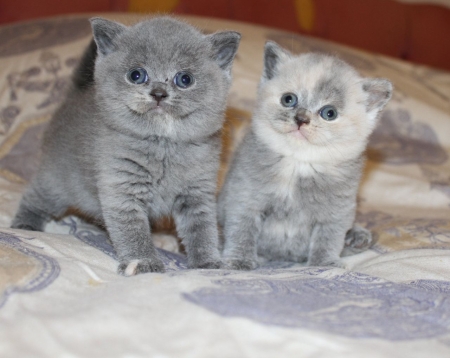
(12, 17, 241, 275)
(218, 42, 392, 270)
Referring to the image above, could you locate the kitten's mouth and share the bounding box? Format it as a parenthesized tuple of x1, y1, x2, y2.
(127, 102, 169, 115)
(288, 127, 309, 141)
(150, 102, 168, 111)
(150, 104, 166, 112)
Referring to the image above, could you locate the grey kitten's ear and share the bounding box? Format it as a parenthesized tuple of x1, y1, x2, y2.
(363, 78, 393, 114)
(263, 41, 292, 81)
(207, 31, 241, 72)
(90, 17, 127, 57)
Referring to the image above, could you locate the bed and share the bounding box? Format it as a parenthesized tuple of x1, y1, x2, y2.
(1, 13, 450, 357)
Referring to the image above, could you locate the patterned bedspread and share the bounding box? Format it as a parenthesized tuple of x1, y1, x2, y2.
(0, 14, 450, 357)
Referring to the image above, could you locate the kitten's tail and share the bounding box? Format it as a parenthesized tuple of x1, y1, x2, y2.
(72, 39, 98, 91)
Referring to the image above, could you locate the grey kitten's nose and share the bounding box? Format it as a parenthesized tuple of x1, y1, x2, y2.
(150, 88, 168, 103)
(295, 114, 310, 127)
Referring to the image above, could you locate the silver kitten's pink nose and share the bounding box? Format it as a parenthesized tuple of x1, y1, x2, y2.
(150, 88, 168, 104)
(295, 115, 310, 127)
(295, 108, 311, 127)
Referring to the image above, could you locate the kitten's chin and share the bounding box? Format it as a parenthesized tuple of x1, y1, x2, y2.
(288, 128, 308, 141)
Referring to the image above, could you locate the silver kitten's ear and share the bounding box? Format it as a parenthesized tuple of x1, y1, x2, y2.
(362, 78, 393, 114)
(90, 17, 127, 57)
(207, 31, 241, 72)
(263, 41, 292, 81)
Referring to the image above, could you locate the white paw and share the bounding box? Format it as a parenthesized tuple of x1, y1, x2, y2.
(118, 258, 165, 276)
(123, 259, 140, 276)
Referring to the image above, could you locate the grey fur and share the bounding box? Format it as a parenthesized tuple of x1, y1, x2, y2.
(72, 39, 97, 90)
(262, 41, 290, 81)
(11, 17, 241, 275)
(218, 42, 392, 270)
(341, 225, 377, 257)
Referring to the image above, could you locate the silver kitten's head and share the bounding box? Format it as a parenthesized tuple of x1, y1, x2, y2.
(90, 17, 241, 140)
(253, 42, 393, 164)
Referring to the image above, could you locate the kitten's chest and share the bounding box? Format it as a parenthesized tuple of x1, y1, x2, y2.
(110, 139, 187, 202)
(270, 159, 324, 205)
(143, 140, 189, 191)
(257, 161, 336, 260)
(146, 143, 175, 183)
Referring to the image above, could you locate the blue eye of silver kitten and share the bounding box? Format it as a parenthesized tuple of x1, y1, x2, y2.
(319, 105, 338, 121)
(174, 71, 194, 88)
(127, 68, 148, 84)
(281, 93, 298, 107)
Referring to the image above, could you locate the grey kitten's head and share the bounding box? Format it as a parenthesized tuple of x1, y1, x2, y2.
(90, 17, 241, 140)
(253, 42, 393, 164)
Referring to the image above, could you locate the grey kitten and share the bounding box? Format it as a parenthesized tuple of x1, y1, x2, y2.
(11, 17, 241, 275)
(218, 42, 392, 270)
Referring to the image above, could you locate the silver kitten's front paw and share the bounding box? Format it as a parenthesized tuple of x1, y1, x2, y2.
(11, 215, 44, 232)
(325, 259, 348, 269)
(223, 259, 259, 271)
(341, 225, 375, 257)
(118, 258, 165, 276)
(307, 257, 347, 270)
(11, 222, 40, 231)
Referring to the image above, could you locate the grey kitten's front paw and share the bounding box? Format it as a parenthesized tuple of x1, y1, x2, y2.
(341, 225, 375, 257)
(223, 259, 258, 271)
(118, 258, 165, 276)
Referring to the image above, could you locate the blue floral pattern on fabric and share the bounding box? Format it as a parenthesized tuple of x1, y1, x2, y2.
(0, 231, 60, 308)
(184, 269, 450, 340)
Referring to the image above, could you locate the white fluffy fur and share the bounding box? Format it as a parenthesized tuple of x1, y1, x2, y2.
(253, 55, 379, 168)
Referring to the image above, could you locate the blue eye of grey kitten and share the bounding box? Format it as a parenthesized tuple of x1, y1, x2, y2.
(280, 93, 298, 107)
(127, 68, 148, 84)
(174, 71, 194, 88)
(319, 105, 338, 121)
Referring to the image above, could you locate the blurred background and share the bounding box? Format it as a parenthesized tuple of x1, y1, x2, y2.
(0, 0, 449, 71)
